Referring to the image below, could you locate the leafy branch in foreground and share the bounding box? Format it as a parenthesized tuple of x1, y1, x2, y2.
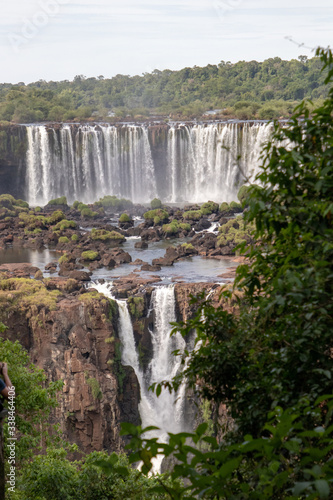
(122, 46, 333, 499)
(122, 396, 333, 499)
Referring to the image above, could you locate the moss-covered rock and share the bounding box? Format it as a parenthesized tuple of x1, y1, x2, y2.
(216, 216, 254, 250)
(162, 220, 191, 236)
(119, 213, 131, 223)
(81, 251, 99, 261)
(143, 208, 169, 221)
(46, 196, 67, 206)
(127, 296, 145, 319)
(47, 210, 65, 225)
(91, 228, 125, 242)
(96, 195, 133, 210)
(150, 197, 162, 209)
(183, 210, 202, 221)
(53, 219, 77, 231)
(200, 201, 219, 215)
(0, 278, 60, 312)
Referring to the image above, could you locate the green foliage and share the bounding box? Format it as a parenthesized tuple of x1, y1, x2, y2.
(113, 342, 126, 393)
(122, 398, 333, 499)
(219, 201, 230, 213)
(162, 220, 191, 236)
(86, 377, 102, 400)
(58, 236, 69, 244)
(80, 207, 98, 218)
(237, 184, 251, 205)
(181, 243, 194, 251)
(91, 228, 125, 241)
(12, 448, 169, 500)
(127, 296, 145, 319)
(144, 209, 169, 221)
(47, 210, 65, 224)
(71, 234, 79, 242)
(53, 219, 77, 231)
(97, 195, 133, 210)
(182, 210, 202, 221)
(0, 56, 329, 121)
(200, 201, 219, 215)
(47, 196, 67, 206)
(229, 200, 242, 210)
(58, 253, 69, 265)
(0, 194, 29, 217)
(216, 216, 253, 248)
(153, 216, 161, 225)
(150, 198, 162, 209)
(119, 213, 131, 223)
(81, 251, 99, 261)
(0, 278, 60, 312)
(0, 339, 63, 466)
(122, 47, 333, 500)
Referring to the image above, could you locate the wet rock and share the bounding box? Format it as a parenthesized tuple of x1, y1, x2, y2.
(140, 263, 161, 271)
(101, 254, 116, 268)
(134, 241, 148, 249)
(193, 219, 211, 231)
(67, 270, 91, 281)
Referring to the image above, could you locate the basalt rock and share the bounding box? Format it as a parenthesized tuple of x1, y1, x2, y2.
(0, 280, 141, 455)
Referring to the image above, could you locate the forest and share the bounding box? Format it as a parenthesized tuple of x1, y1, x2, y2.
(0, 54, 330, 122)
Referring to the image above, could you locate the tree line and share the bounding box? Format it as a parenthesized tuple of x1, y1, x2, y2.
(0, 55, 329, 123)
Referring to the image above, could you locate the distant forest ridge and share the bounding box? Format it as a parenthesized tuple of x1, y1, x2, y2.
(0, 55, 329, 123)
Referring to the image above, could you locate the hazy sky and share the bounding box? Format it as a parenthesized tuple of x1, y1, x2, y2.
(1, 0, 332, 83)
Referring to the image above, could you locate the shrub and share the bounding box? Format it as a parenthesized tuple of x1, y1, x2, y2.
(58, 236, 69, 244)
(58, 253, 69, 265)
(219, 202, 230, 213)
(183, 210, 202, 220)
(47, 196, 67, 206)
(153, 216, 161, 225)
(143, 209, 169, 220)
(200, 201, 219, 215)
(150, 197, 162, 209)
(127, 296, 145, 319)
(71, 234, 79, 242)
(237, 185, 251, 205)
(97, 195, 133, 210)
(81, 207, 98, 218)
(54, 219, 77, 231)
(119, 213, 131, 223)
(162, 220, 191, 236)
(81, 251, 99, 261)
(230, 201, 242, 210)
(91, 229, 125, 241)
(47, 210, 65, 224)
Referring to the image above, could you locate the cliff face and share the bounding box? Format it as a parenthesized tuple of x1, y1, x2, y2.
(0, 273, 226, 455)
(0, 125, 27, 199)
(0, 276, 141, 454)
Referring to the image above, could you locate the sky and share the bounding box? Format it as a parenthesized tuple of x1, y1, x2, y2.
(0, 0, 332, 84)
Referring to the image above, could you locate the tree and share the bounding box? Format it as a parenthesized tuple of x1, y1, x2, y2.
(123, 47, 333, 498)
(0, 331, 63, 465)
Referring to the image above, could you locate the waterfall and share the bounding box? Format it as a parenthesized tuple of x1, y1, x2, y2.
(24, 122, 272, 205)
(89, 282, 187, 473)
(165, 122, 272, 203)
(25, 124, 158, 205)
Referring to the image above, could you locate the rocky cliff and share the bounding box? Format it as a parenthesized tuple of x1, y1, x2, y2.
(0, 270, 223, 455)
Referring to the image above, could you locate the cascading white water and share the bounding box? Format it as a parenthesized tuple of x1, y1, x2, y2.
(89, 281, 186, 473)
(166, 122, 272, 203)
(25, 124, 158, 205)
(25, 122, 272, 205)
